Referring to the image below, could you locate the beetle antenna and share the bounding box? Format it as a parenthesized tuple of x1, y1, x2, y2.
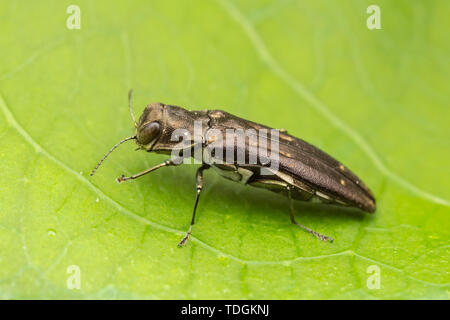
(128, 89, 137, 127)
(90, 136, 136, 176)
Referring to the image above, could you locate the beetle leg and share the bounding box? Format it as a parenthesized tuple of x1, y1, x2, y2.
(116, 158, 181, 183)
(287, 186, 334, 242)
(178, 164, 210, 247)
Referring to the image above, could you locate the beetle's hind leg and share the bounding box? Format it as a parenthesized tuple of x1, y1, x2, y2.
(287, 186, 334, 242)
(178, 164, 210, 247)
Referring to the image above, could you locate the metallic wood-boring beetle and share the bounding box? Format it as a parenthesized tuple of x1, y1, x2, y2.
(91, 91, 376, 246)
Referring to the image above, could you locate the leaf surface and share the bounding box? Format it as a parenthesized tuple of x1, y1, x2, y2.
(0, 0, 448, 299)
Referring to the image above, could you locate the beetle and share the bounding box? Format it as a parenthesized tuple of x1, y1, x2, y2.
(91, 90, 376, 246)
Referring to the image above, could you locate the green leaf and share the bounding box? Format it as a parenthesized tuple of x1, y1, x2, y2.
(0, 0, 448, 299)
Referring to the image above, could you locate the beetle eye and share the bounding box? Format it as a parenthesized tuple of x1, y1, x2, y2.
(138, 122, 160, 145)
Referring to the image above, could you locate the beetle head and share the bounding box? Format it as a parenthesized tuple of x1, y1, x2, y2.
(135, 102, 164, 151)
(135, 101, 207, 153)
(90, 90, 209, 176)
(90, 90, 164, 176)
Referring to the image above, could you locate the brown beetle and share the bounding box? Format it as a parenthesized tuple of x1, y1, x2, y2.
(91, 91, 376, 246)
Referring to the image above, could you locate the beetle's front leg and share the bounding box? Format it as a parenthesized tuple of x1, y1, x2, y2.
(116, 158, 181, 183)
(178, 164, 210, 247)
(287, 186, 334, 242)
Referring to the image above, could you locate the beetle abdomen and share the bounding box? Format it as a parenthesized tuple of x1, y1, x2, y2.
(205, 109, 376, 213)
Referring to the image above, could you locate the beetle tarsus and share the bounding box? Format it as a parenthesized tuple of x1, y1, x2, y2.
(287, 186, 334, 243)
(293, 222, 334, 242)
(178, 227, 192, 247)
(116, 159, 181, 184)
